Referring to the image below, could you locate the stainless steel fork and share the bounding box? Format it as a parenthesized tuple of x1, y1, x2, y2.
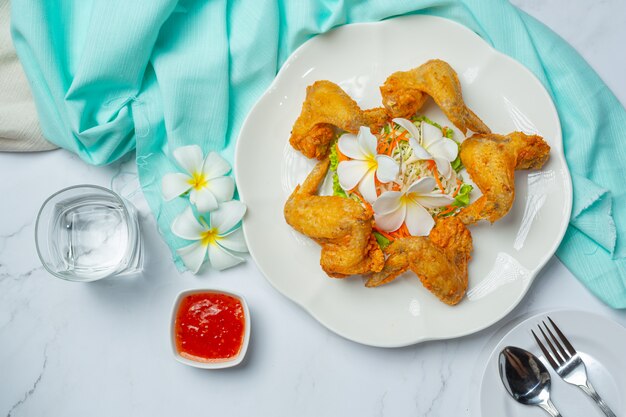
(532, 316, 617, 417)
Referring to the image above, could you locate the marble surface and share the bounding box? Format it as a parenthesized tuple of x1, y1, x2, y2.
(2, 1, 626, 416)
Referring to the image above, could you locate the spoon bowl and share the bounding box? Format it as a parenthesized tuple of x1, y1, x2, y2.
(499, 346, 562, 417)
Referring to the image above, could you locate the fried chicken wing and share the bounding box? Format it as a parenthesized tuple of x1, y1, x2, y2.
(289, 81, 388, 160)
(285, 61, 552, 305)
(365, 217, 473, 305)
(380, 59, 491, 135)
(458, 132, 551, 225)
(284, 159, 384, 278)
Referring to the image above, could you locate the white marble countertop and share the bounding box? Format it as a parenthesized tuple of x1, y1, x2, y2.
(2, 1, 626, 416)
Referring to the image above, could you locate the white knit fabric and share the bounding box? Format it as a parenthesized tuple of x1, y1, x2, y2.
(0, 0, 56, 152)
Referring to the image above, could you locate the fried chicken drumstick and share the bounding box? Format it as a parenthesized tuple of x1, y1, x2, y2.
(458, 132, 551, 225)
(380, 59, 491, 135)
(289, 80, 387, 160)
(284, 159, 384, 278)
(365, 217, 473, 305)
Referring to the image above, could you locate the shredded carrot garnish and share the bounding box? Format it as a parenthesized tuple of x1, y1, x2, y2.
(368, 121, 466, 243)
(374, 222, 410, 241)
(397, 223, 411, 237)
(438, 205, 457, 217)
(451, 178, 464, 197)
(429, 163, 446, 194)
(383, 223, 410, 239)
(387, 131, 407, 155)
(373, 226, 395, 242)
(388, 121, 396, 137)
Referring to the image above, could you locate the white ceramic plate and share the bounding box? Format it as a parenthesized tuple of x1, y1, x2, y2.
(478, 310, 625, 417)
(235, 15, 572, 347)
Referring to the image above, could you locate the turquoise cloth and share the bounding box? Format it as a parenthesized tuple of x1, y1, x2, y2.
(11, 0, 626, 307)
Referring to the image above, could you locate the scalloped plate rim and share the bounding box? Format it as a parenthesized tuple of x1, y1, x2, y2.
(235, 15, 572, 348)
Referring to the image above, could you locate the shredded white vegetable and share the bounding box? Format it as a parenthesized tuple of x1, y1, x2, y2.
(378, 120, 463, 215)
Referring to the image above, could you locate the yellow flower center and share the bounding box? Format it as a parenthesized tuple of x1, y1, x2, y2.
(365, 154, 378, 170)
(188, 171, 209, 191)
(200, 228, 220, 247)
(400, 193, 417, 205)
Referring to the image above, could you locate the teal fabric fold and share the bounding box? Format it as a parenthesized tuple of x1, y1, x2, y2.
(11, 0, 626, 307)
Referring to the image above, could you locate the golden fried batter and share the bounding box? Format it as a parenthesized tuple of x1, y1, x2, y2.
(380, 59, 491, 135)
(365, 217, 473, 305)
(285, 61, 551, 306)
(458, 132, 551, 225)
(363, 107, 389, 135)
(284, 159, 384, 278)
(289, 80, 388, 160)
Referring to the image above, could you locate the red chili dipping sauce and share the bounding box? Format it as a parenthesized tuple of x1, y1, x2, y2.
(175, 292, 245, 362)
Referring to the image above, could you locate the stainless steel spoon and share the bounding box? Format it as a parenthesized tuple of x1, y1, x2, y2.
(499, 346, 563, 417)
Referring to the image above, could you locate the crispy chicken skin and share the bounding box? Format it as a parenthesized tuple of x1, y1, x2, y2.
(458, 132, 551, 225)
(289, 80, 388, 160)
(284, 159, 384, 278)
(284, 61, 551, 306)
(380, 59, 491, 135)
(365, 217, 473, 305)
(363, 107, 389, 135)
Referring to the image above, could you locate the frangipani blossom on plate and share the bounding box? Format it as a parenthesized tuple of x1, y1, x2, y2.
(393, 118, 458, 179)
(337, 126, 399, 202)
(172, 201, 248, 273)
(162, 145, 235, 212)
(373, 177, 454, 236)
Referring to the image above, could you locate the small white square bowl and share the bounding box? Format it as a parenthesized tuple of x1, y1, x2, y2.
(170, 288, 250, 369)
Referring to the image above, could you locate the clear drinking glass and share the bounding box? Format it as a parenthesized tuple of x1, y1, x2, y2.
(35, 185, 143, 282)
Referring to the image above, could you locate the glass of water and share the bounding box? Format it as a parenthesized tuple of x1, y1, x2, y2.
(35, 185, 143, 282)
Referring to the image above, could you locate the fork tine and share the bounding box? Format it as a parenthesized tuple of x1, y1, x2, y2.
(542, 320, 570, 361)
(532, 329, 559, 369)
(538, 324, 565, 364)
(548, 316, 577, 356)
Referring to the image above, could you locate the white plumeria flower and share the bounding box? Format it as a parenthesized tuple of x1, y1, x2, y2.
(172, 201, 248, 273)
(162, 145, 235, 212)
(337, 126, 399, 202)
(373, 177, 454, 236)
(393, 118, 458, 179)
